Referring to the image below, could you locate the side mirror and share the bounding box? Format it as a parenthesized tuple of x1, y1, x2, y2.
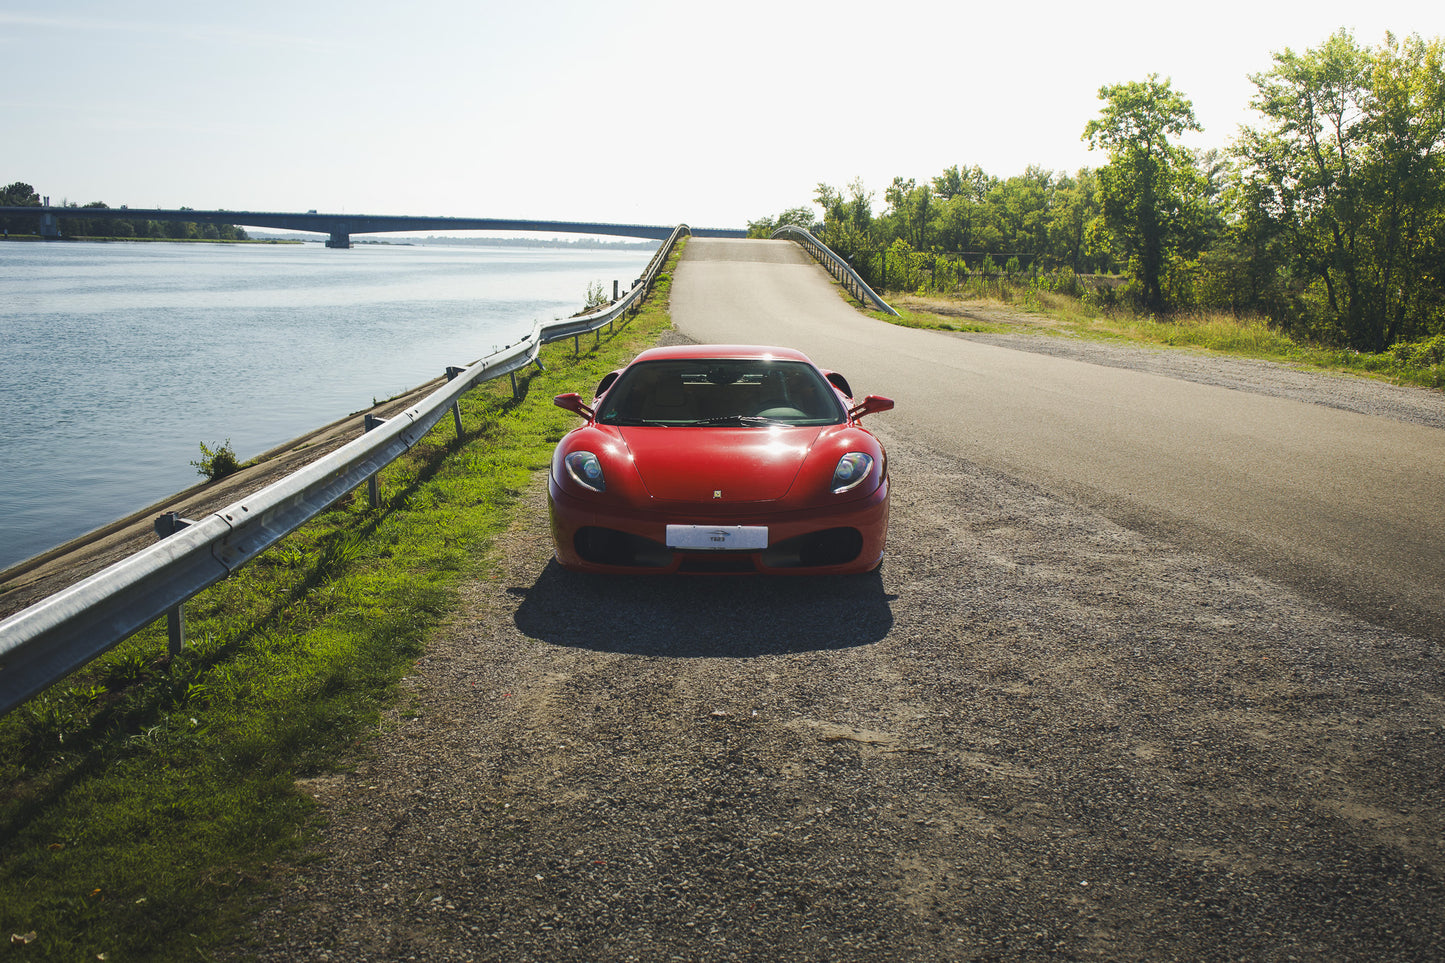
(848, 395, 894, 420)
(553, 393, 595, 420)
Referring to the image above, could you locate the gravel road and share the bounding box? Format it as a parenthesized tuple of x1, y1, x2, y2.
(234, 327, 1445, 962)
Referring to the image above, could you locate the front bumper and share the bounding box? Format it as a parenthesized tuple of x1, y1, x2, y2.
(548, 478, 889, 575)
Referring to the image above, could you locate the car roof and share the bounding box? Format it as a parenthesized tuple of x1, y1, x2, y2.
(626, 344, 815, 365)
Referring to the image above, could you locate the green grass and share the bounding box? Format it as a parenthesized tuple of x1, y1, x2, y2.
(0, 253, 681, 961)
(881, 278, 1445, 390)
(868, 305, 1004, 336)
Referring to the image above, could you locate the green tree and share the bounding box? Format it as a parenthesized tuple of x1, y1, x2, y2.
(932, 166, 966, 201)
(933, 165, 991, 205)
(814, 178, 875, 268)
(1047, 169, 1108, 273)
(1236, 30, 1445, 348)
(1, 180, 42, 234)
(1084, 74, 1203, 312)
(1, 181, 40, 206)
(65, 200, 112, 237)
(931, 166, 996, 254)
(884, 176, 916, 216)
(988, 165, 1056, 263)
(882, 176, 933, 250)
(1190, 160, 1287, 317)
(746, 206, 815, 239)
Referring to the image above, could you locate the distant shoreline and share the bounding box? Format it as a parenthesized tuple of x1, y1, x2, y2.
(1, 233, 660, 250)
(411, 235, 657, 248)
(0, 234, 300, 245)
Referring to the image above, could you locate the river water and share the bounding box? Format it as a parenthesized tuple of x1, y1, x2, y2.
(0, 239, 657, 572)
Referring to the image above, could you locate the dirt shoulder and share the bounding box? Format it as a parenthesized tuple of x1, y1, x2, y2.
(230, 332, 1444, 962)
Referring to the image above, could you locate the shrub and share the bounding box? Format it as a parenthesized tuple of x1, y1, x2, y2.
(192, 439, 241, 481)
(1393, 334, 1445, 369)
(584, 280, 611, 309)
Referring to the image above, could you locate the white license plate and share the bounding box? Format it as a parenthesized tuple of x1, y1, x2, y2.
(666, 525, 768, 551)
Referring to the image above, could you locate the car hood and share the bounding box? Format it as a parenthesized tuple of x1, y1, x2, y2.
(619, 425, 822, 502)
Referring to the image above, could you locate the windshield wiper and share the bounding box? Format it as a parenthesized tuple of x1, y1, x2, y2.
(602, 417, 672, 426)
(691, 415, 787, 427)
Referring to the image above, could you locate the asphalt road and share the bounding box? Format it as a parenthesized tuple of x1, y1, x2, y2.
(673, 239, 1445, 642)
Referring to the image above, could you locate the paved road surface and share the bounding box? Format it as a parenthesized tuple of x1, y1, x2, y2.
(674, 239, 1445, 641)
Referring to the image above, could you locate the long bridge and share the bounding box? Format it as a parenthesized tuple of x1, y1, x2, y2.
(0, 205, 747, 247)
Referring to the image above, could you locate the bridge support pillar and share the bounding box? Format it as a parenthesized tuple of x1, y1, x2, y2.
(326, 231, 351, 249)
(40, 211, 60, 239)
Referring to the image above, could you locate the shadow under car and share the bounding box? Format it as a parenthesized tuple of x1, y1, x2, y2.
(511, 562, 896, 657)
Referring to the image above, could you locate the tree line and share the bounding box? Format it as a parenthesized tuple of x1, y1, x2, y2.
(0, 182, 248, 241)
(749, 30, 1445, 354)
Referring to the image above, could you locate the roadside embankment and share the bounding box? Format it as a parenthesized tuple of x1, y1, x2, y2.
(0, 376, 449, 620)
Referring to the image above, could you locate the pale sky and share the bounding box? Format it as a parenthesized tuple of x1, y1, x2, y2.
(3, 1, 1440, 232)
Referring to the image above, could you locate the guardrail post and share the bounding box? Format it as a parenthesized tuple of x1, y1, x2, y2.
(154, 512, 194, 655)
(364, 414, 386, 507)
(444, 366, 466, 438)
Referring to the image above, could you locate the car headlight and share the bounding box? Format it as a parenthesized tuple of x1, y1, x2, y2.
(564, 450, 606, 492)
(832, 452, 874, 493)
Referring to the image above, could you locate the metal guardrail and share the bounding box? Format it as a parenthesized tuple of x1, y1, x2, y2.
(771, 225, 897, 316)
(0, 225, 691, 715)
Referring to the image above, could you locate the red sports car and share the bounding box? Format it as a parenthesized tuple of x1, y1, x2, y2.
(548, 344, 893, 574)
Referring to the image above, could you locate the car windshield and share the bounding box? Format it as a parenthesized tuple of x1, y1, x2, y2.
(596, 359, 847, 427)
